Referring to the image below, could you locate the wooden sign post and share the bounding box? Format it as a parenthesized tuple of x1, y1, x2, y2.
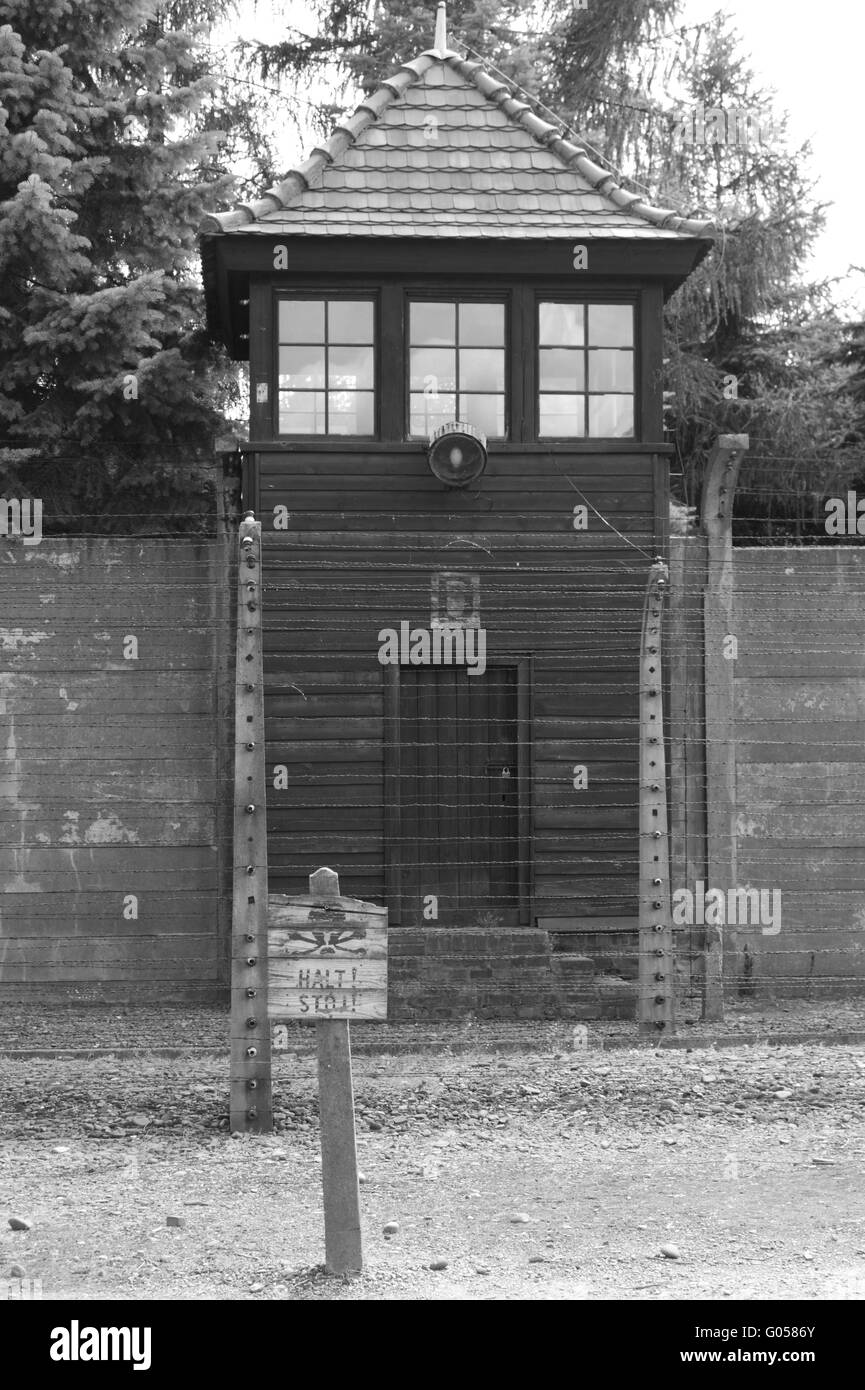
(638, 559, 675, 1035)
(269, 867, 388, 1276)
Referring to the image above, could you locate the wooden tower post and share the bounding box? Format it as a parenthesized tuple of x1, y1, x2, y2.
(638, 559, 674, 1034)
(230, 511, 273, 1132)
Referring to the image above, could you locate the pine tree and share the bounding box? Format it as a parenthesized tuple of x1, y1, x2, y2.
(826, 310, 865, 444)
(0, 0, 266, 533)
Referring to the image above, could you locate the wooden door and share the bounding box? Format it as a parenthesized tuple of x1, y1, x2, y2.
(391, 663, 525, 925)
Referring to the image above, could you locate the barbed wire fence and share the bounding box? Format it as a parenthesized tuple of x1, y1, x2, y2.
(3, 432, 865, 1079)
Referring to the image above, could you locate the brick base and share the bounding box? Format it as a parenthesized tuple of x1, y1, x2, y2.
(387, 926, 636, 1021)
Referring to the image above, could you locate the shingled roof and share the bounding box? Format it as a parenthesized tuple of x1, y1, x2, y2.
(200, 6, 714, 242)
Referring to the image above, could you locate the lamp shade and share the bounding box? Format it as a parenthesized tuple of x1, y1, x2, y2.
(427, 421, 488, 487)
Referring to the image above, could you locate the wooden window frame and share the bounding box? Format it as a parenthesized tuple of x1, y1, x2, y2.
(273, 290, 380, 440)
(531, 292, 641, 443)
(404, 291, 512, 443)
(383, 655, 532, 926)
(255, 279, 653, 447)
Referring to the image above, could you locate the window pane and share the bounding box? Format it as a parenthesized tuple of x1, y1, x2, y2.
(588, 304, 633, 347)
(329, 390, 374, 435)
(459, 302, 505, 346)
(539, 348, 584, 392)
(539, 302, 584, 346)
(278, 346, 325, 389)
(409, 347, 456, 393)
(460, 393, 505, 437)
(327, 300, 374, 343)
(410, 301, 456, 346)
(588, 349, 633, 392)
(589, 394, 634, 436)
(328, 345, 373, 390)
(410, 391, 457, 436)
(278, 300, 325, 342)
(539, 394, 584, 437)
(460, 348, 504, 392)
(279, 391, 326, 434)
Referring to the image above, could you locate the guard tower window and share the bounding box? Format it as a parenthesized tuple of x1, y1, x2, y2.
(538, 302, 635, 439)
(277, 297, 375, 436)
(408, 300, 506, 440)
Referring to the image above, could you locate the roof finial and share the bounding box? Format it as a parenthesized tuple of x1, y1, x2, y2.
(434, 1, 447, 54)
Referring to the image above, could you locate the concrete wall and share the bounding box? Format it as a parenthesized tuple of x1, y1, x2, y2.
(730, 548, 865, 993)
(0, 537, 233, 1001)
(670, 540, 865, 1000)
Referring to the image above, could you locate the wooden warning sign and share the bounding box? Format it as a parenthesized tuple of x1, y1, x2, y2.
(266, 866, 386, 1277)
(267, 867, 387, 1021)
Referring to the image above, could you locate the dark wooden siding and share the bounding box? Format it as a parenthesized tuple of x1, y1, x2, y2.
(260, 447, 661, 926)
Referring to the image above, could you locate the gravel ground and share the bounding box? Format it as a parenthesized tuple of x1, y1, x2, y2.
(2, 1027, 864, 1301)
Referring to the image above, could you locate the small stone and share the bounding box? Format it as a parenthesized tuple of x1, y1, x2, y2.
(429, 1260, 448, 1271)
(249, 1283, 265, 1292)
(8, 1217, 31, 1232)
(475, 1265, 491, 1275)
(663, 1136, 677, 1146)
(811, 1157, 836, 1166)
(599, 1138, 611, 1150)
(659, 1099, 677, 1112)
(166, 1215, 185, 1228)
(368, 1120, 383, 1131)
(358, 1171, 368, 1184)
(660, 1243, 681, 1260)
(52, 1146, 70, 1154)
(528, 1256, 548, 1264)
(774, 1090, 793, 1100)
(510, 1212, 531, 1224)
(9, 1264, 26, 1278)
(383, 1221, 399, 1235)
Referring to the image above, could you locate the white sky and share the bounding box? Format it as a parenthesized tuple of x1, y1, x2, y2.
(229, 0, 864, 315)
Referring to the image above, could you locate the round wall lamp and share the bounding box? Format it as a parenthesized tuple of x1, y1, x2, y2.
(427, 421, 488, 488)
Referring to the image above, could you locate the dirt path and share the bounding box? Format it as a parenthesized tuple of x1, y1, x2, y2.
(3, 1039, 864, 1300)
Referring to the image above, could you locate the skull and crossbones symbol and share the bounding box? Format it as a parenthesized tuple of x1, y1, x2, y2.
(287, 907, 368, 957)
